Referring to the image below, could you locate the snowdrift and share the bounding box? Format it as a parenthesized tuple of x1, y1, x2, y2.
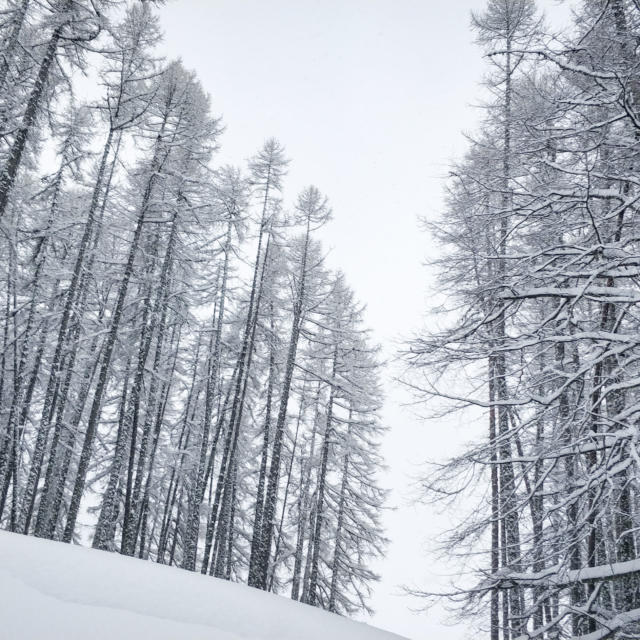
(0, 530, 406, 640)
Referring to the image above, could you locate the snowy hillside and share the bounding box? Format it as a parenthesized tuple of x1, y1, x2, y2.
(0, 531, 406, 640)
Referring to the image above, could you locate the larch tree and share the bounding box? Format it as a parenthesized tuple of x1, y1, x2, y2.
(406, 1, 640, 639)
(0, 0, 387, 623)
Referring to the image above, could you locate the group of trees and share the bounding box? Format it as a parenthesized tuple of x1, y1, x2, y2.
(0, 0, 386, 616)
(407, 0, 640, 638)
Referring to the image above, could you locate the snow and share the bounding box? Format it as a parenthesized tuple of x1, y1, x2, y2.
(0, 531, 407, 640)
(493, 557, 640, 590)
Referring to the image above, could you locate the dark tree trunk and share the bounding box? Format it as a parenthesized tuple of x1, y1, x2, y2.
(258, 220, 312, 588)
(63, 118, 170, 541)
(0, 0, 31, 92)
(0, 0, 72, 219)
(307, 347, 337, 606)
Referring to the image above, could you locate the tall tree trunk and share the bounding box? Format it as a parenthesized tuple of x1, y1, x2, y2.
(202, 289, 263, 576)
(16, 128, 117, 533)
(122, 211, 178, 555)
(248, 303, 276, 587)
(328, 409, 352, 612)
(258, 219, 312, 588)
(307, 346, 337, 606)
(494, 26, 524, 637)
(489, 357, 500, 640)
(62, 118, 170, 541)
(28, 132, 122, 536)
(198, 233, 272, 574)
(0, 157, 64, 515)
(0, 0, 72, 219)
(180, 219, 232, 569)
(291, 384, 321, 601)
(91, 355, 134, 549)
(0, 0, 31, 93)
(267, 375, 308, 592)
(136, 324, 181, 558)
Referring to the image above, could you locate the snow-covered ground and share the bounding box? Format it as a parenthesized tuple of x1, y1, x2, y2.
(0, 530, 407, 640)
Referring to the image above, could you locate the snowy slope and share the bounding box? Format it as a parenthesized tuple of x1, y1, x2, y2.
(0, 530, 406, 640)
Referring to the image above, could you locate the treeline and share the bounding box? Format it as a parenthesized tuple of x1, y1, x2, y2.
(407, 0, 640, 639)
(0, 0, 386, 616)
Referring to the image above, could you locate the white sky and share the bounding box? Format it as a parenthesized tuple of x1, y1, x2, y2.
(157, 2, 573, 638)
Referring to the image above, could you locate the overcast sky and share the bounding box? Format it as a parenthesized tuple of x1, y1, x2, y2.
(158, 2, 572, 638)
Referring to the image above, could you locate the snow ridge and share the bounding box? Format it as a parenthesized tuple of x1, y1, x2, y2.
(0, 531, 406, 640)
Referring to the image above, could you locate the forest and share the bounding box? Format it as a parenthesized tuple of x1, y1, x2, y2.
(0, 0, 386, 618)
(4, 1, 640, 640)
(406, 0, 640, 638)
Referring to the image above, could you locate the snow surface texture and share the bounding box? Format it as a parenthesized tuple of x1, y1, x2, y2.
(0, 530, 406, 640)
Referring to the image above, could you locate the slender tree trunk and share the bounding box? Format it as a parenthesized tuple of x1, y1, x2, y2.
(1, 299, 53, 524)
(267, 375, 308, 592)
(291, 384, 321, 601)
(122, 212, 178, 555)
(0, 163, 61, 515)
(300, 500, 317, 604)
(258, 221, 312, 588)
(328, 410, 352, 612)
(0, 241, 17, 519)
(134, 317, 181, 555)
(0, 159, 62, 447)
(307, 346, 338, 606)
(31, 131, 121, 536)
(136, 344, 178, 559)
(202, 296, 262, 576)
(157, 374, 194, 563)
(16, 127, 116, 533)
(0, 0, 31, 93)
(248, 303, 276, 587)
(0, 0, 72, 219)
(494, 30, 524, 638)
(489, 357, 500, 640)
(180, 221, 232, 569)
(91, 356, 134, 549)
(62, 120, 170, 541)
(199, 234, 272, 574)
